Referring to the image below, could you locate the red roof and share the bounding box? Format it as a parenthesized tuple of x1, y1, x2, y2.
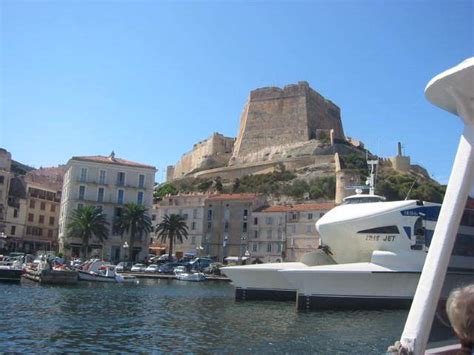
(71, 155, 156, 170)
(260, 203, 335, 213)
(206, 193, 263, 201)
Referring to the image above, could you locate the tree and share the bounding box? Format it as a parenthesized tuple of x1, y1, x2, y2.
(155, 214, 189, 258)
(154, 183, 178, 199)
(66, 206, 109, 259)
(114, 203, 153, 262)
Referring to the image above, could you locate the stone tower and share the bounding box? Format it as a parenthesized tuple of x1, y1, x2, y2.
(231, 81, 345, 163)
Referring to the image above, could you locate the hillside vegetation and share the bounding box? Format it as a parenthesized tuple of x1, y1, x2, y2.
(155, 160, 446, 203)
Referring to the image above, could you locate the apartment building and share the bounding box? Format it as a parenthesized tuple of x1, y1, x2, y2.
(2, 166, 64, 254)
(249, 203, 334, 262)
(152, 193, 209, 257)
(203, 193, 267, 261)
(0, 149, 12, 235)
(58, 153, 156, 262)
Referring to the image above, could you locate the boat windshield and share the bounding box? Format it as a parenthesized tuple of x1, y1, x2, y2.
(342, 195, 386, 205)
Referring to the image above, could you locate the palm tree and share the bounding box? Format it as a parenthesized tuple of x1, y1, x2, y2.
(66, 205, 109, 259)
(155, 214, 189, 258)
(114, 203, 153, 262)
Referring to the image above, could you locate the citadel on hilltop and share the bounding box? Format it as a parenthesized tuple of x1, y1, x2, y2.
(166, 81, 350, 182)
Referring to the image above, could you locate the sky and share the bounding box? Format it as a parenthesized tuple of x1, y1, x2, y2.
(1, 0, 472, 184)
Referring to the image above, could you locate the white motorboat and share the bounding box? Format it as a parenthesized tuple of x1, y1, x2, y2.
(78, 259, 138, 283)
(221, 251, 336, 301)
(174, 266, 206, 281)
(279, 191, 473, 310)
(0, 257, 23, 282)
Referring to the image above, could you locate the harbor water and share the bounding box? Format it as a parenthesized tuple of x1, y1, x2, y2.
(0, 279, 408, 354)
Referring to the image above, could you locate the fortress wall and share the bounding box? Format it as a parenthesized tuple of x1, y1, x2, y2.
(231, 83, 310, 161)
(306, 89, 345, 140)
(231, 82, 345, 164)
(169, 133, 235, 180)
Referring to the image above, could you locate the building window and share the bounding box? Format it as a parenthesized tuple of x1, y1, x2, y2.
(79, 186, 85, 200)
(48, 229, 54, 238)
(191, 222, 196, 230)
(252, 243, 257, 252)
(191, 236, 196, 245)
(152, 214, 156, 221)
(98, 188, 104, 203)
(267, 243, 272, 253)
(99, 170, 106, 184)
(30, 200, 35, 209)
(26, 226, 32, 235)
(277, 228, 282, 239)
(243, 209, 248, 220)
(266, 217, 273, 225)
(10, 226, 16, 235)
(80, 167, 87, 182)
(117, 190, 124, 204)
(39, 215, 45, 224)
(137, 191, 144, 205)
(277, 243, 282, 253)
(254, 217, 258, 225)
(254, 230, 258, 239)
(193, 209, 197, 219)
(49, 216, 55, 226)
(243, 222, 247, 233)
(13, 209, 18, 218)
(267, 229, 272, 239)
(50, 204, 56, 212)
(117, 172, 125, 186)
(28, 213, 34, 222)
(207, 209, 213, 221)
(0, 176, 3, 184)
(40, 202, 46, 210)
(224, 221, 229, 233)
(306, 225, 312, 233)
(138, 174, 145, 188)
(320, 212, 325, 218)
(308, 213, 313, 220)
(207, 221, 212, 230)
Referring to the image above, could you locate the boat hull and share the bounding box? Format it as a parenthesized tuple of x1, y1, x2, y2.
(222, 262, 308, 301)
(0, 268, 22, 282)
(78, 271, 118, 282)
(24, 269, 78, 285)
(287, 267, 472, 310)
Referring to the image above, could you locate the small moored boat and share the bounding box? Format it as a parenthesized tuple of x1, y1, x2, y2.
(78, 259, 138, 283)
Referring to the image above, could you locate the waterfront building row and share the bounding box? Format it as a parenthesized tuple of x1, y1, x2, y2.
(1, 147, 335, 263)
(151, 193, 333, 263)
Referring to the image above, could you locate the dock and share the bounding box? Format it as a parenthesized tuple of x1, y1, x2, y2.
(121, 272, 230, 281)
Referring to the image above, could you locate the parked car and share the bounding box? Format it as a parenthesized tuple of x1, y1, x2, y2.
(145, 264, 160, 273)
(156, 255, 177, 263)
(159, 262, 181, 274)
(116, 261, 133, 273)
(190, 258, 214, 272)
(131, 263, 147, 272)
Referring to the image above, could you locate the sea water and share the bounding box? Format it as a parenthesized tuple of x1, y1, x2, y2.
(0, 279, 408, 354)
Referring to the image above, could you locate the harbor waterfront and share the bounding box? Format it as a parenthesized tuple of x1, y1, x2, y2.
(0, 280, 409, 354)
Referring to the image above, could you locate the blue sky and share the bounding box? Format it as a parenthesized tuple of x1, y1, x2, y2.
(1, 0, 472, 183)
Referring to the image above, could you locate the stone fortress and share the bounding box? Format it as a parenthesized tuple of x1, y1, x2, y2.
(166, 81, 394, 184)
(166, 133, 235, 181)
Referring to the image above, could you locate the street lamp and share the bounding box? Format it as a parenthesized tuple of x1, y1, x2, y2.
(123, 241, 129, 261)
(238, 234, 247, 264)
